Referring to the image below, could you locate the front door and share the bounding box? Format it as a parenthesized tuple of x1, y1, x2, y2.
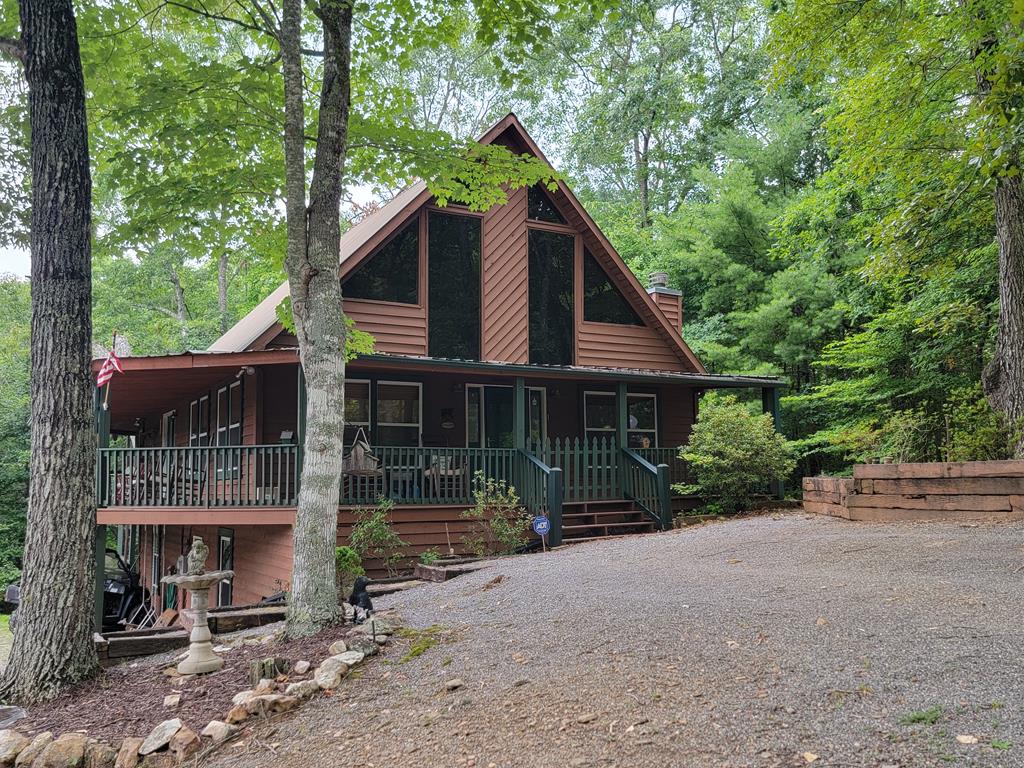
(467, 385, 547, 448)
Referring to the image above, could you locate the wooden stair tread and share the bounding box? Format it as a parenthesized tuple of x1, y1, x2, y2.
(562, 521, 656, 531)
(562, 510, 644, 520)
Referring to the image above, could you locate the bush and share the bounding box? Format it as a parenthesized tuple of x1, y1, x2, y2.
(334, 545, 364, 599)
(460, 472, 531, 557)
(350, 498, 408, 577)
(418, 548, 441, 566)
(678, 393, 795, 514)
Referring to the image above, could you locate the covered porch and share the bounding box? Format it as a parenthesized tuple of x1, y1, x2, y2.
(94, 350, 783, 545)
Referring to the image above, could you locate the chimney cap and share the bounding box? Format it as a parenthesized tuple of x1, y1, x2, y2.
(648, 271, 669, 289)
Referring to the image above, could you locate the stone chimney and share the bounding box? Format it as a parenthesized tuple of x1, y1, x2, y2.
(647, 272, 682, 335)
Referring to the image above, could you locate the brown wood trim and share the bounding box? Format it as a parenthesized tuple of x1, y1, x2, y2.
(526, 219, 578, 235)
(93, 349, 299, 373)
(97, 507, 298, 525)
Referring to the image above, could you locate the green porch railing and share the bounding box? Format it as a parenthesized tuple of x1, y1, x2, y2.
(621, 448, 672, 530)
(517, 450, 563, 547)
(531, 437, 620, 502)
(98, 445, 298, 507)
(635, 447, 690, 489)
(340, 446, 517, 507)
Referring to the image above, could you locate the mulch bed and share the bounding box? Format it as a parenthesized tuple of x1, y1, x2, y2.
(14, 623, 352, 743)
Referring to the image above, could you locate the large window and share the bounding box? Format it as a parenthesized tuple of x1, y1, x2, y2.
(583, 391, 658, 447)
(528, 229, 575, 365)
(216, 381, 243, 475)
(344, 380, 370, 444)
(528, 186, 566, 224)
(583, 250, 642, 325)
(376, 382, 421, 446)
(188, 395, 210, 446)
(342, 221, 418, 304)
(428, 212, 481, 359)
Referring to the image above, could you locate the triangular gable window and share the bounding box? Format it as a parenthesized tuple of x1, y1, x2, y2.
(528, 185, 566, 224)
(342, 220, 418, 304)
(583, 250, 643, 326)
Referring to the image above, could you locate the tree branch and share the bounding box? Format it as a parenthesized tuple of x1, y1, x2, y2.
(0, 35, 25, 64)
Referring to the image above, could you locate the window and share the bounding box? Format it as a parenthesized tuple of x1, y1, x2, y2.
(466, 385, 515, 449)
(584, 392, 616, 444)
(343, 380, 370, 444)
(627, 394, 657, 448)
(217, 528, 234, 606)
(583, 250, 642, 325)
(376, 382, 421, 446)
(189, 396, 210, 447)
(216, 380, 243, 475)
(528, 229, 575, 365)
(161, 411, 176, 448)
(342, 221, 418, 304)
(528, 186, 566, 224)
(428, 212, 481, 359)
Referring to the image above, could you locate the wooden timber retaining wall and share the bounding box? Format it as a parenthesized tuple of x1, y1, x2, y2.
(803, 460, 1024, 522)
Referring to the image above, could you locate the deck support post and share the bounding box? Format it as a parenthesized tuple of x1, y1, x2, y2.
(761, 386, 784, 499)
(513, 377, 526, 452)
(94, 385, 110, 632)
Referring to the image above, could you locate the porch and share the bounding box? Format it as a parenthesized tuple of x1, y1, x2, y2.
(94, 350, 782, 546)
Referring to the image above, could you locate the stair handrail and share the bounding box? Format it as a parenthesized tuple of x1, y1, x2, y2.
(517, 449, 563, 547)
(621, 447, 673, 530)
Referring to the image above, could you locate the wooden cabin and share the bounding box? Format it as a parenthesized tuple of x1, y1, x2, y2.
(93, 114, 781, 607)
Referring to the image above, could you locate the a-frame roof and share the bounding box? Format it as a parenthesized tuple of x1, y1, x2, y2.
(210, 113, 705, 374)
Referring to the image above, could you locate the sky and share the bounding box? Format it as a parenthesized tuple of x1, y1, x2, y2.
(1, 246, 30, 278)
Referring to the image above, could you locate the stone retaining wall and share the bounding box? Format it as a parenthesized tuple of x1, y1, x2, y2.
(802, 460, 1024, 522)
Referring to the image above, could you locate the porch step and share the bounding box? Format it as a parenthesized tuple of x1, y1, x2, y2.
(558, 499, 659, 542)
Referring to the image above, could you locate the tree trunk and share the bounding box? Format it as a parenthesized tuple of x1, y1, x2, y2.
(169, 266, 188, 344)
(0, 0, 98, 703)
(217, 251, 230, 333)
(983, 165, 1024, 457)
(281, 0, 353, 638)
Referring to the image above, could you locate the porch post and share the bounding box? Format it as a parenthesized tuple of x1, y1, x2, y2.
(296, 364, 306, 496)
(615, 381, 627, 495)
(94, 386, 110, 632)
(513, 377, 526, 451)
(761, 386, 784, 499)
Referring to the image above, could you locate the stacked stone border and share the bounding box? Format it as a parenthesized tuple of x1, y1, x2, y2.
(0, 616, 395, 768)
(803, 460, 1024, 522)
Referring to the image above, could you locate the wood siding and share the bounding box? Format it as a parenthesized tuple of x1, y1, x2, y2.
(482, 186, 529, 363)
(650, 291, 682, 335)
(345, 298, 427, 356)
(577, 322, 688, 372)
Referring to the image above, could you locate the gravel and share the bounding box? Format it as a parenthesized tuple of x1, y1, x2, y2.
(205, 513, 1024, 768)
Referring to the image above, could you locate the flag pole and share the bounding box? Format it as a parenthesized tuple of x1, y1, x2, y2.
(102, 331, 117, 411)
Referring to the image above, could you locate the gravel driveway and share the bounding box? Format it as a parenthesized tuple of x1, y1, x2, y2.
(206, 513, 1024, 768)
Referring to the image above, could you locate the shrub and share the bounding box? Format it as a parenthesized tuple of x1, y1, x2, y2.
(418, 548, 441, 566)
(350, 498, 408, 577)
(460, 472, 531, 556)
(334, 545, 364, 599)
(678, 393, 795, 514)
(944, 384, 1019, 462)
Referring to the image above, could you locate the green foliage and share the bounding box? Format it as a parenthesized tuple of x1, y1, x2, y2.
(899, 706, 943, 726)
(418, 548, 441, 566)
(0, 276, 29, 590)
(334, 545, 364, 598)
(677, 394, 795, 513)
(349, 498, 408, 577)
(460, 472, 530, 557)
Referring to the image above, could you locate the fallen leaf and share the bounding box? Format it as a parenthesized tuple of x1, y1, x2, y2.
(727, 558, 743, 564)
(802, 752, 819, 763)
(816, 617, 828, 626)
(956, 735, 979, 745)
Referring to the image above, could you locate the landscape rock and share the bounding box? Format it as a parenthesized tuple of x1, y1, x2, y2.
(284, 680, 320, 699)
(113, 738, 143, 768)
(444, 678, 465, 691)
(313, 657, 349, 689)
(351, 617, 393, 637)
(200, 722, 237, 744)
(167, 727, 200, 763)
(231, 690, 257, 707)
(14, 732, 51, 767)
(83, 742, 117, 768)
(336, 650, 365, 667)
(224, 706, 249, 725)
(253, 679, 276, 695)
(344, 636, 378, 657)
(34, 732, 88, 768)
(327, 640, 347, 655)
(162, 694, 180, 708)
(138, 755, 175, 768)
(138, 719, 182, 756)
(292, 660, 311, 675)
(0, 730, 29, 766)
(251, 695, 299, 715)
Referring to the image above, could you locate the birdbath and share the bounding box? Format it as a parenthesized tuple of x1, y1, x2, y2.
(162, 536, 234, 675)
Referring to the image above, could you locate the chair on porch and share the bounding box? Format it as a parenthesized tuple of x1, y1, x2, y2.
(423, 454, 467, 501)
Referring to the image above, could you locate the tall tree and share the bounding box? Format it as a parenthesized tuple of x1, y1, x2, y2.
(0, 0, 99, 702)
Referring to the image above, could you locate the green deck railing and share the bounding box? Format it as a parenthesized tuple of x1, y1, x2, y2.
(622, 448, 672, 529)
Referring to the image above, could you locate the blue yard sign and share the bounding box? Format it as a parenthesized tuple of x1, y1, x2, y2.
(532, 515, 551, 537)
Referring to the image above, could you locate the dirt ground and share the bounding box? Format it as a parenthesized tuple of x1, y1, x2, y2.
(203, 512, 1024, 768)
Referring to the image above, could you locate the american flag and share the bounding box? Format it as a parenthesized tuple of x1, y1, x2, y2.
(96, 348, 123, 387)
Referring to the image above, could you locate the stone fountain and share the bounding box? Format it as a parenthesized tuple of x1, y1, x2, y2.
(162, 536, 234, 674)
